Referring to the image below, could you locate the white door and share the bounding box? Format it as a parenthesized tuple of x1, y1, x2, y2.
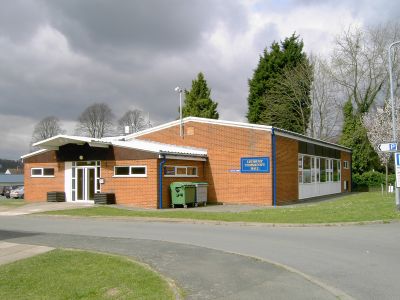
(75, 167, 96, 201)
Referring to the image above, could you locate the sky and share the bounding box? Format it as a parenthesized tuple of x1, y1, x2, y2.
(0, 0, 399, 159)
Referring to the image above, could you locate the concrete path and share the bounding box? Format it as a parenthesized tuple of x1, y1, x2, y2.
(0, 241, 53, 265)
(0, 202, 93, 216)
(0, 230, 342, 300)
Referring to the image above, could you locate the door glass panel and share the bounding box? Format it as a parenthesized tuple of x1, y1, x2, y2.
(88, 168, 95, 200)
(77, 169, 83, 200)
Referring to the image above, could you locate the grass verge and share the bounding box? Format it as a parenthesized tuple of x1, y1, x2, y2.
(0, 249, 178, 300)
(42, 192, 400, 224)
(0, 198, 26, 206)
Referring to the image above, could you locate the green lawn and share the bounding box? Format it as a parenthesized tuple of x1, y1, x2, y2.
(0, 249, 178, 300)
(43, 192, 400, 224)
(0, 198, 26, 206)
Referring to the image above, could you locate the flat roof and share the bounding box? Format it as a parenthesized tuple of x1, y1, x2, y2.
(23, 134, 207, 159)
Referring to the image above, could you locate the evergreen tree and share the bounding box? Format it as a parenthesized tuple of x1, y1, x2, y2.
(182, 72, 219, 119)
(247, 34, 311, 134)
(340, 100, 380, 174)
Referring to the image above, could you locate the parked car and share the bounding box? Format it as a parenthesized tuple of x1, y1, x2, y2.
(0, 186, 6, 196)
(9, 186, 24, 199)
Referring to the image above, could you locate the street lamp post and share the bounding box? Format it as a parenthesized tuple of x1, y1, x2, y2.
(175, 86, 183, 137)
(388, 41, 400, 210)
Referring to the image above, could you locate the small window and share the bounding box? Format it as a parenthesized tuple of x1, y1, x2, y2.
(31, 168, 55, 177)
(187, 167, 197, 176)
(130, 166, 146, 175)
(164, 166, 175, 176)
(114, 166, 147, 177)
(43, 168, 55, 176)
(344, 161, 349, 169)
(164, 166, 198, 177)
(115, 166, 129, 176)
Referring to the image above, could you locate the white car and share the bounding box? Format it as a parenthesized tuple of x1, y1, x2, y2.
(10, 186, 24, 199)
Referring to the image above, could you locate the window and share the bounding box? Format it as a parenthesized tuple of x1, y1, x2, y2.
(298, 155, 303, 183)
(31, 168, 55, 177)
(303, 156, 311, 183)
(344, 161, 349, 169)
(164, 166, 198, 177)
(114, 166, 147, 177)
(320, 158, 326, 182)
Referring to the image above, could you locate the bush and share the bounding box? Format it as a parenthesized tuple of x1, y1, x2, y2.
(353, 171, 395, 188)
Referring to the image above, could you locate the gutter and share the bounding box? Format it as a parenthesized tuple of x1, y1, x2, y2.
(158, 155, 167, 209)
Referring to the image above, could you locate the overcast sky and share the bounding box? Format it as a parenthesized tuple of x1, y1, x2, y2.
(1, 0, 399, 159)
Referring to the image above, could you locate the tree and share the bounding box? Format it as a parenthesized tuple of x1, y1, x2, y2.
(182, 72, 219, 119)
(31, 116, 65, 150)
(118, 109, 147, 134)
(332, 23, 400, 173)
(363, 104, 394, 189)
(259, 59, 312, 134)
(308, 56, 342, 141)
(76, 103, 114, 138)
(331, 23, 400, 115)
(340, 100, 379, 174)
(247, 34, 311, 133)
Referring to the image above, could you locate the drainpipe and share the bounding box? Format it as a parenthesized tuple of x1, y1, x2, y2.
(158, 155, 167, 209)
(272, 128, 277, 207)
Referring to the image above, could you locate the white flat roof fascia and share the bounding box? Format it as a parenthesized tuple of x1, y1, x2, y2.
(160, 154, 207, 161)
(21, 149, 50, 159)
(274, 130, 352, 153)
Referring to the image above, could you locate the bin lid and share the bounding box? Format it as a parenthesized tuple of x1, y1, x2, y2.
(193, 182, 208, 186)
(170, 182, 196, 188)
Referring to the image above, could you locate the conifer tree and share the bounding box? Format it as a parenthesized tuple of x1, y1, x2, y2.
(247, 34, 311, 134)
(182, 72, 219, 119)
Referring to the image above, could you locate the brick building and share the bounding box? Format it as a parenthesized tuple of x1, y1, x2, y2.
(22, 117, 351, 208)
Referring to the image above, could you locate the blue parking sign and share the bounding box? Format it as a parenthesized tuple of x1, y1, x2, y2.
(396, 153, 400, 166)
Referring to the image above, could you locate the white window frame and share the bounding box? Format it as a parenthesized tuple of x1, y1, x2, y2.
(298, 156, 341, 184)
(344, 161, 349, 169)
(164, 165, 198, 177)
(31, 167, 55, 178)
(113, 165, 147, 178)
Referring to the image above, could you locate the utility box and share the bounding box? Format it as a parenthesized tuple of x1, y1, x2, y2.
(170, 182, 196, 208)
(193, 182, 208, 206)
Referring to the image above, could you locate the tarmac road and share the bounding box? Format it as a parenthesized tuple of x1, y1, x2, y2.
(0, 215, 399, 299)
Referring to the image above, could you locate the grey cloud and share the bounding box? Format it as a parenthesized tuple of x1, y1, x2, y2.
(0, 0, 46, 42)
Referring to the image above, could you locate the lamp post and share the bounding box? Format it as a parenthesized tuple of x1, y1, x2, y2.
(388, 40, 400, 210)
(175, 86, 183, 137)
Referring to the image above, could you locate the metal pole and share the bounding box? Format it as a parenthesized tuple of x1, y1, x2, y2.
(179, 89, 183, 137)
(388, 41, 400, 210)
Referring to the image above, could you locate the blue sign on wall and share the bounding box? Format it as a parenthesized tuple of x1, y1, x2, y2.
(240, 157, 270, 173)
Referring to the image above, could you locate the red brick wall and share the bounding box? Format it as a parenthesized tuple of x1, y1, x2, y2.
(138, 122, 273, 205)
(24, 162, 64, 202)
(276, 136, 299, 204)
(100, 159, 158, 208)
(160, 159, 205, 208)
(341, 151, 352, 192)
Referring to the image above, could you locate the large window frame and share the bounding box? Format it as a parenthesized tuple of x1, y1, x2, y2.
(298, 155, 341, 184)
(113, 165, 147, 178)
(31, 167, 55, 178)
(164, 165, 198, 177)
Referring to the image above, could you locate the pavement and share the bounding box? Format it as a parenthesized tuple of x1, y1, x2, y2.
(0, 241, 53, 265)
(0, 201, 93, 216)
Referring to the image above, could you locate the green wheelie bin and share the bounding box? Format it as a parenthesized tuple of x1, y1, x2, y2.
(170, 182, 196, 208)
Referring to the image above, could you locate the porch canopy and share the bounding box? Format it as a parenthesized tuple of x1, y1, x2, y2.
(25, 135, 207, 161)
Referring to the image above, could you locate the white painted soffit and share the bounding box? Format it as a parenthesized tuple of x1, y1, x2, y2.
(112, 139, 207, 157)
